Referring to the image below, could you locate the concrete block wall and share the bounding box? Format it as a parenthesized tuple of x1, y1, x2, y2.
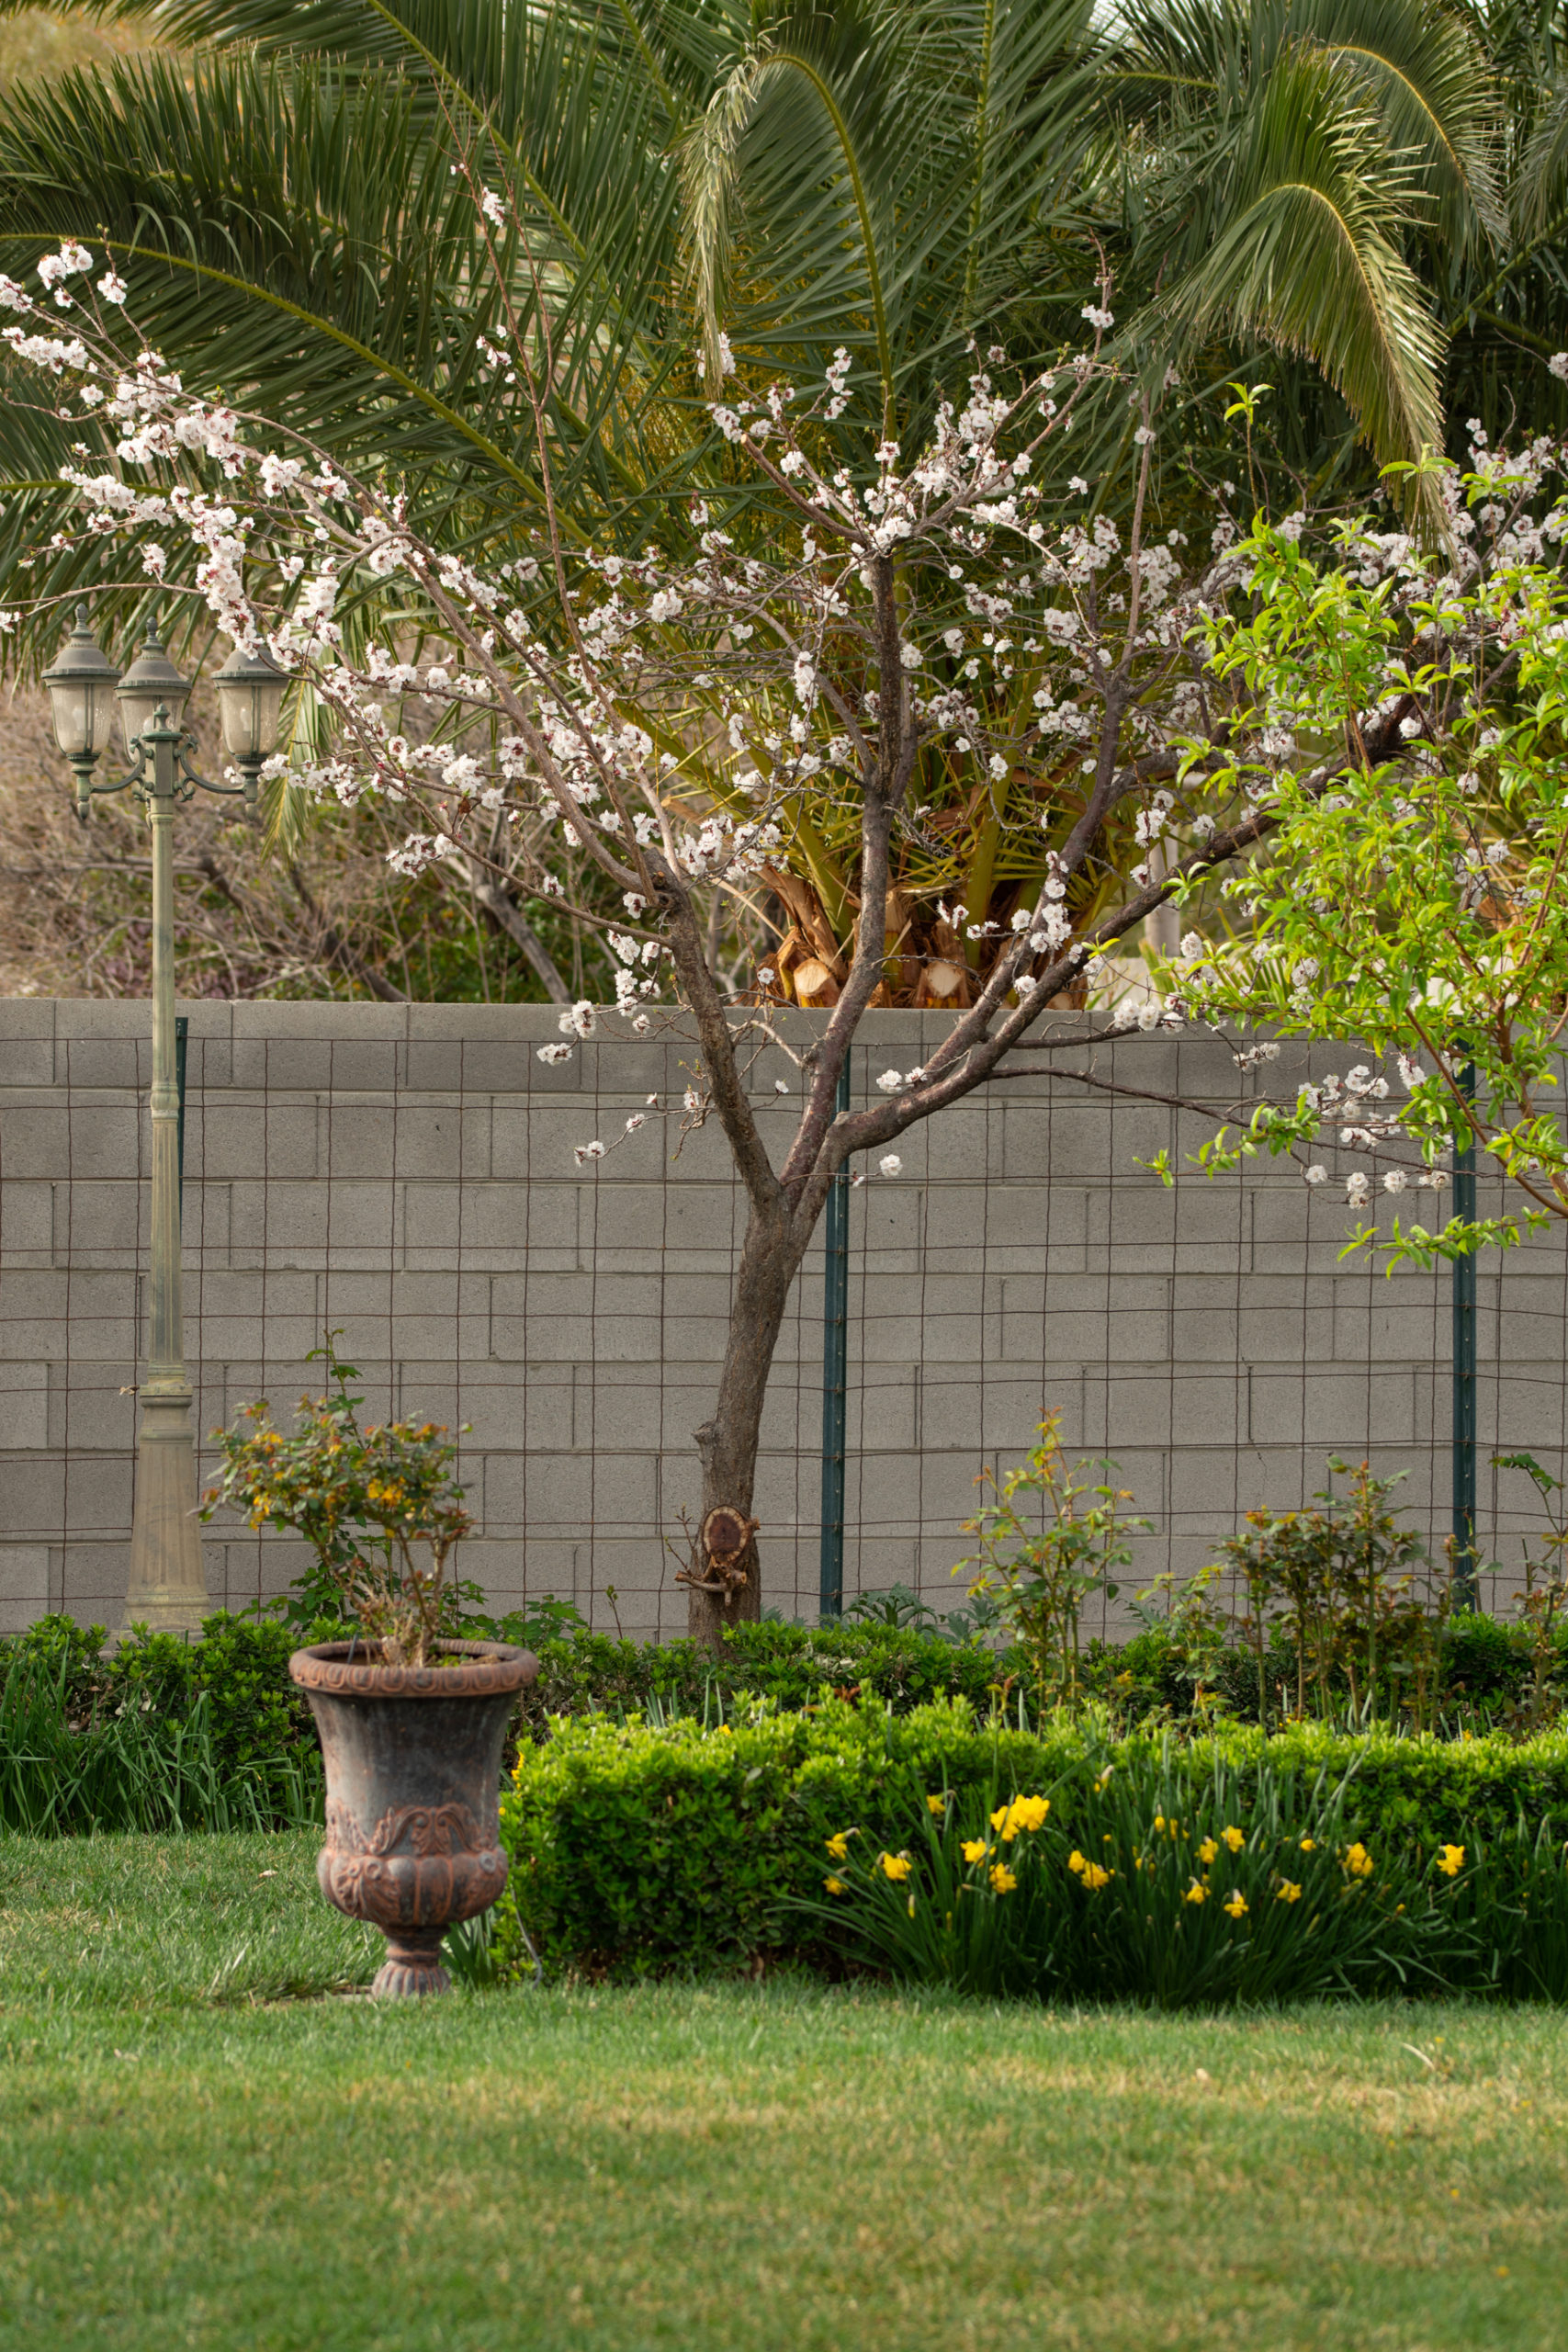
(0, 999, 1563, 1638)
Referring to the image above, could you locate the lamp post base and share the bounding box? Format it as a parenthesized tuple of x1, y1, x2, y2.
(123, 1385, 209, 1639)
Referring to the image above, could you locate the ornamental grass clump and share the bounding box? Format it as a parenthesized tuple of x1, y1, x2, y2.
(203, 1335, 472, 1669)
(810, 1756, 1484, 2007)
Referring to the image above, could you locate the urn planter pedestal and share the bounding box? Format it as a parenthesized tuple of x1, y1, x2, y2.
(289, 1638, 537, 1997)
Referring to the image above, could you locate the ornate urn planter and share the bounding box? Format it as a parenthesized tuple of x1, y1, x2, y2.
(290, 1638, 538, 1997)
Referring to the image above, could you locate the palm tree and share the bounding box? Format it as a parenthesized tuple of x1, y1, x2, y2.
(0, 0, 1517, 1005)
(0, 0, 1506, 527)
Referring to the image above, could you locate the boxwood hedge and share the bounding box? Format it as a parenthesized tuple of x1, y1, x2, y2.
(494, 1700, 1568, 1985)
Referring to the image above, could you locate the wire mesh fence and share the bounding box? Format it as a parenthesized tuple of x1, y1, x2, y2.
(0, 999, 1563, 1639)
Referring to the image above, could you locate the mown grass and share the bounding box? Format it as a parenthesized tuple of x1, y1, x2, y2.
(1, 1832, 1566, 2351)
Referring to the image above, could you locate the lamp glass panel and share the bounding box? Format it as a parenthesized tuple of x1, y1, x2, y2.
(48, 679, 102, 757)
(118, 688, 186, 750)
(218, 675, 286, 756)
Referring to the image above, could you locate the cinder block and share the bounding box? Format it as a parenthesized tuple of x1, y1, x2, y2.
(52, 1178, 141, 1262)
(54, 1001, 147, 1041)
(62, 1453, 136, 1533)
(0, 1035, 55, 1087)
(3, 1281, 136, 1368)
(473, 1380, 568, 1455)
(491, 1105, 605, 1182)
(197, 1102, 315, 1183)
(1332, 1295, 1449, 1365)
(0, 1453, 65, 1536)
(50, 1375, 139, 1453)
(503, 1312, 660, 1364)
(1248, 1369, 1414, 1450)
(638, 1314, 721, 1368)
(1169, 1296, 1241, 1364)
(425, 1036, 536, 1096)
(0, 1000, 55, 1040)
(60, 1035, 144, 1091)
(482, 1447, 658, 1534)
(1, 1108, 71, 1181)
(0, 1541, 49, 1617)
(589, 1040, 677, 1096)
(0, 1182, 53, 1262)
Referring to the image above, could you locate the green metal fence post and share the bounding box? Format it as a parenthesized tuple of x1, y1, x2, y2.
(818, 1059, 852, 1622)
(1452, 1060, 1477, 1609)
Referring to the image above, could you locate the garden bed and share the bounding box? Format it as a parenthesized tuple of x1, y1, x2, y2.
(497, 1702, 1568, 1998)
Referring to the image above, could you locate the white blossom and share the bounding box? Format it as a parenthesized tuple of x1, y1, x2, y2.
(37, 243, 93, 288)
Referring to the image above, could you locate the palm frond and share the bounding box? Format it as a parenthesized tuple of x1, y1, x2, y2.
(1292, 0, 1504, 253)
(1159, 40, 1446, 490)
(681, 0, 1100, 421)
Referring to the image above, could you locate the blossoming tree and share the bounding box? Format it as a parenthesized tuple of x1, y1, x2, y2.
(4, 232, 1551, 1641)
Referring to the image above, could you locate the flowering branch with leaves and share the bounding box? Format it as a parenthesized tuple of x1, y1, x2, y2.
(1159, 427, 1568, 1265)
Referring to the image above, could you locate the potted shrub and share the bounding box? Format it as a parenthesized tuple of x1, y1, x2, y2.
(204, 1338, 536, 1996)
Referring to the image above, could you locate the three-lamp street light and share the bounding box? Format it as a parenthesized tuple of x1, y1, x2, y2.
(42, 606, 288, 1634)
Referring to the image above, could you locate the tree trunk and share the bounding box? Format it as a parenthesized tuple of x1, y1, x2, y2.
(686, 1199, 805, 1648)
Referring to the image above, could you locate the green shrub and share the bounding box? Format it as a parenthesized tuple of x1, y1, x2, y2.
(494, 1702, 1568, 1995)
(0, 1611, 321, 1834)
(494, 1616, 1017, 1732)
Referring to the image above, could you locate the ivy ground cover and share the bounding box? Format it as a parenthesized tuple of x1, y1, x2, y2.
(1, 1832, 1565, 2352)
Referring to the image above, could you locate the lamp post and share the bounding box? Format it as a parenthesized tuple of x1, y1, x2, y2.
(42, 606, 288, 1634)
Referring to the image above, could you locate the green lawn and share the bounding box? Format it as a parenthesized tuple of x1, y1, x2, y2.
(1, 1832, 1565, 2351)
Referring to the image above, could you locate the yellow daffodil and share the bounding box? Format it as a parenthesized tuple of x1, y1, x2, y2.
(1300, 1838, 1315, 1853)
(1343, 1842, 1373, 1880)
(1153, 1815, 1166, 1832)
(993, 1794, 1050, 1841)
(1197, 1837, 1218, 1866)
(1222, 1826, 1245, 1853)
(824, 1876, 847, 1895)
(907, 1894, 917, 1917)
(1183, 1881, 1209, 1905)
(1224, 1893, 1247, 1919)
(1277, 1881, 1303, 1904)
(1438, 1844, 1466, 1877)
(825, 1833, 850, 1861)
(880, 1852, 911, 1883)
(927, 1793, 948, 1815)
(961, 1838, 988, 1864)
(989, 1864, 1018, 1894)
(1079, 1862, 1111, 1891)
(1067, 1849, 1088, 1876)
